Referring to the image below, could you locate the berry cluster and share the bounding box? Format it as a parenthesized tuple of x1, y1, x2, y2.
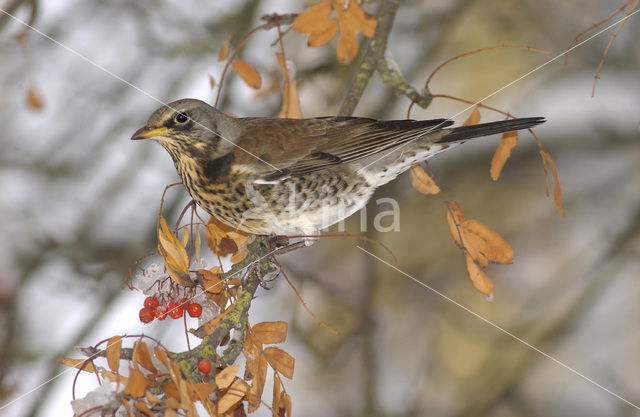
(139, 296, 202, 324)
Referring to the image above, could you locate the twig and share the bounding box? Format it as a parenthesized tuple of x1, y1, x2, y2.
(338, 0, 401, 116)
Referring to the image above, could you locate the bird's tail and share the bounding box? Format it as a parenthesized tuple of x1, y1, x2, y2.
(439, 117, 545, 143)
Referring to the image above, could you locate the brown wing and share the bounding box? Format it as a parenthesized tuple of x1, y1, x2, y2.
(233, 116, 453, 182)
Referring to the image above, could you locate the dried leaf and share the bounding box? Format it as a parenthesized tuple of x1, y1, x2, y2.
(463, 220, 514, 265)
(218, 35, 232, 62)
(193, 382, 217, 403)
(100, 369, 127, 385)
(219, 237, 238, 254)
(275, 53, 302, 119)
(263, 347, 294, 379)
(208, 74, 216, 90)
(153, 346, 170, 368)
(336, 23, 358, 64)
(465, 254, 494, 296)
(230, 246, 248, 264)
(231, 60, 262, 89)
(180, 226, 189, 248)
(336, 0, 377, 38)
(445, 200, 467, 247)
(252, 321, 288, 344)
(106, 336, 122, 373)
(446, 201, 513, 267)
(409, 164, 440, 194)
(58, 357, 96, 373)
(490, 130, 518, 180)
(158, 217, 192, 286)
(25, 86, 44, 110)
(540, 150, 564, 216)
(272, 372, 283, 417)
(279, 392, 292, 417)
(463, 108, 481, 126)
(134, 400, 154, 417)
(307, 17, 339, 47)
(292, 0, 332, 34)
(194, 228, 201, 260)
(132, 341, 157, 373)
(199, 268, 223, 294)
(215, 364, 239, 389)
(247, 351, 268, 412)
(124, 367, 148, 398)
(218, 379, 248, 414)
(191, 304, 233, 338)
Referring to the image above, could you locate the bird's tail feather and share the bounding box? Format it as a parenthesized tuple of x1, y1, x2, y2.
(439, 117, 545, 143)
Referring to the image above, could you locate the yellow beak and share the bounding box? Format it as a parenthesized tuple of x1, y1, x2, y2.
(131, 126, 168, 140)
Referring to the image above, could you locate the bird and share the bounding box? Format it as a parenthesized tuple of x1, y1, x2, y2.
(132, 98, 544, 236)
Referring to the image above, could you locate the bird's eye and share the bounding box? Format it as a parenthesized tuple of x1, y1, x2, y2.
(174, 112, 189, 124)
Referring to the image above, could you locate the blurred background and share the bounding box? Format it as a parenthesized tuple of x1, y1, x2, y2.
(1, 0, 639, 416)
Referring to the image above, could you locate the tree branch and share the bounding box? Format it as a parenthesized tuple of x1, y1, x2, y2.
(338, 0, 431, 117)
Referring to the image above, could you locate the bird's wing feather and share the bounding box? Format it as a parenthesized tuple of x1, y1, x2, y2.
(233, 117, 453, 182)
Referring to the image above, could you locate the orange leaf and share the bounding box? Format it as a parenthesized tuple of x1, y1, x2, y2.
(231, 60, 262, 89)
(490, 130, 518, 180)
(217, 379, 248, 414)
(336, 26, 358, 64)
(25, 86, 44, 110)
(275, 53, 303, 119)
(58, 357, 96, 373)
(215, 364, 239, 389)
(279, 392, 293, 417)
(124, 367, 149, 398)
(209, 215, 236, 234)
(446, 201, 513, 268)
(153, 346, 170, 369)
(230, 247, 248, 264)
(445, 200, 467, 247)
(193, 382, 217, 403)
(292, 0, 332, 34)
(218, 35, 232, 62)
(335, 0, 377, 37)
(199, 268, 223, 294)
(194, 228, 201, 260)
(409, 164, 440, 194)
(208, 74, 216, 90)
(463, 108, 481, 126)
(264, 347, 294, 379)
(106, 336, 122, 373)
(132, 341, 156, 373)
(465, 254, 494, 296)
(252, 321, 288, 344)
(247, 351, 268, 412)
(157, 217, 192, 286)
(272, 373, 283, 417)
(307, 17, 339, 47)
(134, 400, 154, 417)
(462, 219, 514, 265)
(191, 304, 233, 338)
(540, 150, 564, 216)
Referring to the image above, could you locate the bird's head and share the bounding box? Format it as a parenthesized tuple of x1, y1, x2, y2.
(131, 98, 227, 161)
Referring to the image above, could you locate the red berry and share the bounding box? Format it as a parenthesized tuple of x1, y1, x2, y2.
(144, 296, 159, 308)
(167, 302, 183, 319)
(198, 358, 212, 375)
(139, 307, 154, 324)
(187, 302, 202, 318)
(154, 308, 168, 321)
